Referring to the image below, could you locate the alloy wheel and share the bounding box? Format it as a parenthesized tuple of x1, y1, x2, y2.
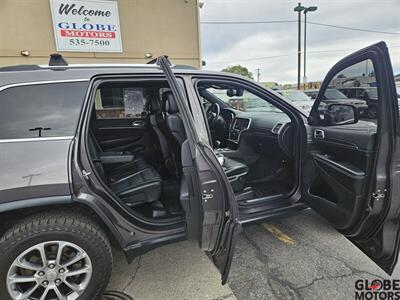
(7, 241, 92, 300)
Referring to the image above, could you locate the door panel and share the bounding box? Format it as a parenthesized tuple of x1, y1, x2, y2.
(303, 125, 376, 229)
(156, 55, 240, 284)
(303, 42, 400, 274)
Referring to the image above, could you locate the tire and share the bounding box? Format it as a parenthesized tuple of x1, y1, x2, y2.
(0, 211, 113, 300)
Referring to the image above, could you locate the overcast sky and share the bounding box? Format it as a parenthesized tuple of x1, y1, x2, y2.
(200, 0, 400, 83)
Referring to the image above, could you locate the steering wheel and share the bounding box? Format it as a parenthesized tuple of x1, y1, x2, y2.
(206, 103, 221, 128)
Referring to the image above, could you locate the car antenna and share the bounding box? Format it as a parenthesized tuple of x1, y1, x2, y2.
(49, 53, 68, 67)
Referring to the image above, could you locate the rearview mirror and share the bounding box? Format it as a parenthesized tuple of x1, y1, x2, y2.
(323, 104, 359, 126)
(226, 88, 244, 97)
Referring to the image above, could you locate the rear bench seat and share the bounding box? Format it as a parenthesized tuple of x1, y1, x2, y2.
(88, 132, 162, 206)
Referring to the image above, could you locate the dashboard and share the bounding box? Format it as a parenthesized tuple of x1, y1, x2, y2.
(221, 109, 295, 158)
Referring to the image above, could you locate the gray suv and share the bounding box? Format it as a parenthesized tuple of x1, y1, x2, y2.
(0, 43, 400, 300)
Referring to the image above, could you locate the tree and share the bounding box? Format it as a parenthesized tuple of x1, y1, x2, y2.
(221, 65, 254, 80)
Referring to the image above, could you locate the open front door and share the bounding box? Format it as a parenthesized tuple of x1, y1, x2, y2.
(156, 56, 241, 283)
(302, 42, 400, 274)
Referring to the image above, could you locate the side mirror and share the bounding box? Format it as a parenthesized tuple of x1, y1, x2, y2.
(323, 103, 359, 126)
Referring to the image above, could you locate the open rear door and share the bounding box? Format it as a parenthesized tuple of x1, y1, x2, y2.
(302, 42, 400, 274)
(156, 56, 241, 283)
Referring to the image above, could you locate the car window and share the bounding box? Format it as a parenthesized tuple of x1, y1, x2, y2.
(317, 58, 377, 122)
(95, 85, 146, 119)
(324, 89, 348, 100)
(278, 90, 311, 101)
(365, 88, 378, 99)
(0, 82, 88, 139)
(344, 89, 354, 98)
(206, 88, 282, 113)
(355, 89, 363, 98)
(306, 91, 318, 99)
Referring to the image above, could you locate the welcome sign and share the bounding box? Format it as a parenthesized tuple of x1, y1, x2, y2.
(50, 0, 123, 52)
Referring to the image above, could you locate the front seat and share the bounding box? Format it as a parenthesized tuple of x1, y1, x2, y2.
(221, 157, 249, 193)
(146, 94, 175, 176)
(162, 91, 187, 177)
(162, 91, 249, 192)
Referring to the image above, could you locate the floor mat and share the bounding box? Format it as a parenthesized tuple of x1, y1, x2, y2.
(251, 181, 292, 198)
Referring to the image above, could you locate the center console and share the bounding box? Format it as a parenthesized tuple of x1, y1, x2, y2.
(228, 117, 251, 144)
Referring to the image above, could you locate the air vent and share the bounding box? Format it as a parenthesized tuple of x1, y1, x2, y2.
(234, 118, 251, 131)
(271, 123, 283, 134)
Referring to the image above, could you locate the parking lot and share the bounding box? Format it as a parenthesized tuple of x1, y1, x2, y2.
(109, 209, 400, 300)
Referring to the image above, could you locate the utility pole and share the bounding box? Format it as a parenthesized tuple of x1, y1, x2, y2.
(255, 68, 261, 82)
(303, 6, 318, 90)
(294, 3, 304, 90)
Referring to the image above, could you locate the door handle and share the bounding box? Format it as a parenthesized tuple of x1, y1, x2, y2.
(132, 121, 145, 127)
(314, 129, 325, 140)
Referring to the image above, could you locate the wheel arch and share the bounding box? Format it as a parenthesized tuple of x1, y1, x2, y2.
(0, 196, 124, 251)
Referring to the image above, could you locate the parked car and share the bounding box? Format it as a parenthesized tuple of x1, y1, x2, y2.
(337, 87, 378, 118)
(304, 88, 369, 117)
(0, 42, 399, 300)
(276, 89, 313, 112)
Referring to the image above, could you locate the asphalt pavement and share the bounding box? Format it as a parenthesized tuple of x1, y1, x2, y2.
(108, 240, 236, 300)
(108, 209, 400, 300)
(228, 210, 400, 300)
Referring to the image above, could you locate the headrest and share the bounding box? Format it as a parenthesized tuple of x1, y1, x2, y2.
(162, 91, 179, 114)
(146, 95, 161, 113)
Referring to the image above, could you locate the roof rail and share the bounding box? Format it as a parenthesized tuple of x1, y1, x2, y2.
(49, 53, 68, 67)
(0, 65, 42, 72)
(147, 55, 197, 69)
(172, 64, 197, 70)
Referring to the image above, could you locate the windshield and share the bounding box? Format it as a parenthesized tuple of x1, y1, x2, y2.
(324, 89, 348, 100)
(207, 88, 282, 113)
(278, 90, 311, 101)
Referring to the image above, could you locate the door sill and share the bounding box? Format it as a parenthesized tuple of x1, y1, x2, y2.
(239, 202, 309, 224)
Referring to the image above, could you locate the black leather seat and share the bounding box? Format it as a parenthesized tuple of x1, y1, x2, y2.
(88, 132, 162, 206)
(162, 91, 187, 177)
(146, 94, 176, 176)
(110, 168, 162, 206)
(107, 158, 149, 183)
(89, 129, 148, 182)
(222, 157, 249, 192)
(160, 91, 249, 192)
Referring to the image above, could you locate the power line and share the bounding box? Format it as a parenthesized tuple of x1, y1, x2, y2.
(207, 53, 295, 64)
(201, 20, 296, 24)
(207, 47, 400, 65)
(204, 0, 399, 3)
(308, 21, 400, 35)
(201, 20, 400, 36)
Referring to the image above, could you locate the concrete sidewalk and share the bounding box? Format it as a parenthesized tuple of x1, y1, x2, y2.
(108, 241, 236, 300)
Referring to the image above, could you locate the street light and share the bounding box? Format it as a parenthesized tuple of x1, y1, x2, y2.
(293, 3, 304, 90)
(303, 6, 318, 89)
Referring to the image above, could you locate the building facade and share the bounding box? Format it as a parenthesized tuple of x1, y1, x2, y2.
(0, 0, 202, 67)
